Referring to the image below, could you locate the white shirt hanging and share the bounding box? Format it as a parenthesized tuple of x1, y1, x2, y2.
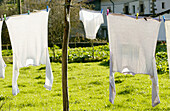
(79, 9, 104, 39)
(6, 10, 53, 95)
(157, 20, 166, 41)
(165, 20, 170, 78)
(0, 21, 6, 78)
(107, 14, 161, 107)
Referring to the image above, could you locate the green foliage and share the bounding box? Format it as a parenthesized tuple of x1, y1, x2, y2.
(48, 45, 110, 63)
(155, 43, 168, 74)
(2, 50, 12, 56)
(156, 43, 167, 53)
(2, 44, 170, 74)
(156, 52, 168, 74)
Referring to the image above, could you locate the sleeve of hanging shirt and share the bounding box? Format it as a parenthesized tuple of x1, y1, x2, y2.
(0, 21, 6, 78)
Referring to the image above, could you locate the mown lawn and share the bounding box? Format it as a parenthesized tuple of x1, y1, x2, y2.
(0, 62, 170, 110)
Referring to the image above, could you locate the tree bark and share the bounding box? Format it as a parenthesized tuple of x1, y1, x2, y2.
(52, 45, 56, 62)
(17, 0, 22, 14)
(62, 0, 71, 111)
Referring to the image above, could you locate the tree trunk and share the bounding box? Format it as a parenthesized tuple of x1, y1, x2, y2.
(62, 0, 71, 111)
(52, 45, 56, 62)
(17, 0, 22, 14)
(91, 40, 94, 59)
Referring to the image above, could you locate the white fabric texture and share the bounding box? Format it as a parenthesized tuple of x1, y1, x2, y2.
(79, 9, 104, 39)
(107, 14, 161, 107)
(6, 10, 53, 95)
(0, 21, 6, 78)
(165, 20, 170, 78)
(157, 21, 166, 41)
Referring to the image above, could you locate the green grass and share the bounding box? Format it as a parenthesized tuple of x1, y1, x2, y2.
(0, 62, 170, 110)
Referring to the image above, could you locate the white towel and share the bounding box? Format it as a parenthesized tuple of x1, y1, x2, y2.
(79, 9, 104, 39)
(107, 14, 161, 107)
(6, 10, 53, 95)
(0, 21, 6, 78)
(165, 20, 170, 78)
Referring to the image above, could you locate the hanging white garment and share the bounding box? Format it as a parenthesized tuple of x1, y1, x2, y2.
(157, 21, 166, 41)
(0, 21, 6, 78)
(6, 10, 53, 95)
(165, 20, 170, 79)
(79, 9, 104, 39)
(107, 14, 161, 107)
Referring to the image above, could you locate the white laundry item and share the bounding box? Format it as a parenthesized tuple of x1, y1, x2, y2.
(0, 21, 6, 78)
(165, 20, 170, 78)
(107, 14, 161, 107)
(6, 10, 53, 95)
(157, 21, 166, 41)
(79, 9, 104, 39)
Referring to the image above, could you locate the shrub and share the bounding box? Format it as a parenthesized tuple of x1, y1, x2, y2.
(2, 44, 169, 74)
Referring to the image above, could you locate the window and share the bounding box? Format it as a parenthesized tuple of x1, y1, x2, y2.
(125, 6, 129, 14)
(162, 2, 165, 9)
(140, 4, 144, 13)
(133, 5, 135, 13)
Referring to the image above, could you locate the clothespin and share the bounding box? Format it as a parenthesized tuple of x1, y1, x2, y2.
(159, 16, 161, 22)
(28, 10, 30, 15)
(101, 9, 103, 14)
(136, 13, 139, 19)
(46, 5, 49, 12)
(4, 14, 6, 21)
(107, 9, 109, 16)
(163, 16, 165, 22)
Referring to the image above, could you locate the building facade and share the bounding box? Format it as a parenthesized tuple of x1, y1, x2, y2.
(88, 0, 170, 38)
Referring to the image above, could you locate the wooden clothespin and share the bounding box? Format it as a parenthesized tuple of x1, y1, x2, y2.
(159, 16, 161, 22)
(136, 13, 139, 19)
(46, 5, 49, 12)
(107, 9, 109, 16)
(4, 14, 6, 21)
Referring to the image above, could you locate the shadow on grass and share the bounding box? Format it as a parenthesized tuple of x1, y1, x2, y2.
(20, 67, 31, 70)
(5, 85, 12, 88)
(34, 75, 44, 79)
(118, 89, 134, 95)
(0, 95, 13, 104)
(38, 66, 46, 70)
(19, 103, 35, 108)
(53, 93, 61, 97)
(99, 61, 109, 67)
(0, 96, 5, 101)
(89, 81, 102, 85)
(6, 84, 26, 88)
(115, 79, 123, 84)
(37, 81, 45, 84)
(18, 84, 26, 87)
(0, 102, 5, 110)
(68, 77, 76, 80)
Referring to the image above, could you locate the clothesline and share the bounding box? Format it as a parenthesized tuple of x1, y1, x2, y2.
(0, 9, 48, 21)
(0, 7, 170, 109)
